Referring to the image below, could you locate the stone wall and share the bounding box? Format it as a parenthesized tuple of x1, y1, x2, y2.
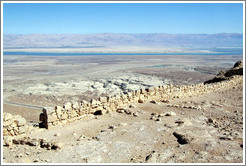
(3, 113, 33, 136)
(3, 113, 34, 146)
(40, 75, 243, 129)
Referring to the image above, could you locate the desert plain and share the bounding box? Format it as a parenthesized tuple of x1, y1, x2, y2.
(2, 54, 244, 163)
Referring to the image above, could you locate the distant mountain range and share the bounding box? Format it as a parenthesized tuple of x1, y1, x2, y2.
(3, 33, 243, 54)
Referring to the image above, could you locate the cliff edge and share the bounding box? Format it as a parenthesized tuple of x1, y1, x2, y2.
(204, 60, 243, 84)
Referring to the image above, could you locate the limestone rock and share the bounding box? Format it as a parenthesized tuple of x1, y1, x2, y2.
(91, 99, 97, 106)
(81, 100, 89, 106)
(3, 113, 13, 121)
(52, 142, 64, 150)
(205, 60, 243, 84)
(165, 112, 176, 116)
(145, 151, 157, 163)
(54, 133, 60, 137)
(18, 125, 29, 134)
(150, 100, 158, 104)
(3, 136, 13, 146)
(117, 108, 127, 113)
(138, 94, 145, 103)
(99, 96, 107, 103)
(14, 115, 27, 127)
(63, 102, 72, 110)
(55, 106, 63, 115)
(129, 104, 136, 108)
(71, 101, 79, 109)
(133, 112, 139, 117)
(173, 132, 194, 144)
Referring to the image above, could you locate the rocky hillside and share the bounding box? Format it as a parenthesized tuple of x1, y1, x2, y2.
(2, 61, 244, 163)
(204, 60, 243, 84)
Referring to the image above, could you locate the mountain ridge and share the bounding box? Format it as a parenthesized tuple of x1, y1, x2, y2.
(4, 33, 243, 48)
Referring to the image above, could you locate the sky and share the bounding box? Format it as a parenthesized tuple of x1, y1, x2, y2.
(3, 2, 244, 34)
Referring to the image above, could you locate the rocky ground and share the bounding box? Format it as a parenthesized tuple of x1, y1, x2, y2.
(2, 55, 244, 163)
(3, 75, 243, 163)
(3, 54, 241, 122)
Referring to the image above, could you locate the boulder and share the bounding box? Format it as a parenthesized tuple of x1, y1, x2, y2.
(3, 136, 13, 146)
(138, 94, 145, 103)
(129, 104, 136, 108)
(14, 115, 27, 127)
(18, 125, 30, 135)
(91, 99, 97, 106)
(150, 100, 158, 104)
(81, 100, 89, 106)
(55, 106, 63, 116)
(3, 113, 13, 121)
(173, 132, 194, 144)
(99, 96, 107, 103)
(48, 113, 58, 122)
(71, 101, 79, 109)
(165, 112, 176, 116)
(52, 142, 64, 150)
(63, 102, 72, 110)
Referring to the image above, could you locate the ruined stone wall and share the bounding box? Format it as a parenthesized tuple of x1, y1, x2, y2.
(40, 76, 243, 129)
(3, 113, 33, 137)
(3, 113, 34, 146)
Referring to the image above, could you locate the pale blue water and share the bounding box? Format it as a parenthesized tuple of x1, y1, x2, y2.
(2, 51, 243, 56)
(3, 47, 243, 56)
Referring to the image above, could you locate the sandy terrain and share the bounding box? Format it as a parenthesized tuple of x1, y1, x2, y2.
(3, 75, 243, 163)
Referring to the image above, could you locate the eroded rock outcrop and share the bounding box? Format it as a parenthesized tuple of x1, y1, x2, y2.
(204, 60, 243, 84)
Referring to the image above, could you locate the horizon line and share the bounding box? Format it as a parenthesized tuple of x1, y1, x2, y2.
(3, 32, 243, 35)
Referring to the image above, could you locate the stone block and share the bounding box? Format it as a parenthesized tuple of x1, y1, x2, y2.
(60, 113, 68, 120)
(18, 125, 29, 135)
(81, 100, 89, 106)
(55, 106, 63, 115)
(3, 128, 10, 136)
(3, 119, 15, 127)
(99, 96, 107, 103)
(146, 87, 154, 92)
(71, 109, 78, 118)
(3, 113, 13, 121)
(138, 94, 145, 103)
(3, 136, 13, 146)
(14, 115, 27, 127)
(47, 113, 58, 123)
(115, 95, 121, 100)
(91, 99, 97, 105)
(71, 101, 79, 109)
(63, 102, 72, 110)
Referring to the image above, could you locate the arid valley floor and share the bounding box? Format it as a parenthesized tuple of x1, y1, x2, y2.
(2, 54, 244, 163)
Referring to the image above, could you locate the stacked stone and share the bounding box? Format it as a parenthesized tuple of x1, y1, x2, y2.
(3, 113, 34, 146)
(3, 113, 33, 137)
(41, 100, 89, 129)
(40, 76, 242, 129)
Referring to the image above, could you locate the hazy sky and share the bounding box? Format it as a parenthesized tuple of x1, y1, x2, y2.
(3, 3, 244, 34)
